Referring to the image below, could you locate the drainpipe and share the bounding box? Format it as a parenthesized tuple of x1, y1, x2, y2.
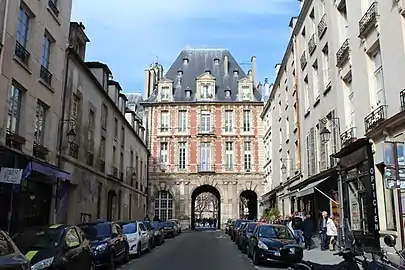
(0, 0, 10, 80)
(292, 35, 302, 173)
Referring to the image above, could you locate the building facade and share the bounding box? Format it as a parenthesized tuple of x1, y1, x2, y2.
(0, 0, 73, 232)
(58, 22, 149, 225)
(262, 0, 405, 251)
(142, 49, 265, 228)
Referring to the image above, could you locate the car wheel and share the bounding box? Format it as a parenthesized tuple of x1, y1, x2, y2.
(252, 250, 260, 265)
(108, 254, 115, 270)
(247, 245, 251, 258)
(146, 241, 151, 252)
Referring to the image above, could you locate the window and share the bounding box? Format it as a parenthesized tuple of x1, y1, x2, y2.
(224, 110, 233, 132)
(178, 110, 187, 132)
(200, 142, 211, 171)
(313, 64, 320, 99)
(120, 152, 124, 174)
(242, 86, 250, 100)
(372, 50, 385, 107)
(17, 7, 29, 47)
(121, 126, 125, 146)
(160, 111, 169, 132)
(161, 87, 169, 100)
(112, 146, 116, 167)
(322, 47, 330, 87)
(178, 142, 186, 170)
(71, 94, 79, 122)
(285, 118, 290, 138)
(304, 80, 310, 112)
(41, 33, 52, 69)
(140, 160, 143, 182)
(65, 229, 80, 247)
(101, 104, 107, 129)
(225, 142, 233, 170)
(7, 84, 22, 133)
(87, 110, 95, 153)
(34, 101, 47, 144)
(243, 110, 251, 132)
(154, 191, 173, 221)
(135, 156, 139, 187)
(200, 84, 213, 99)
(244, 142, 252, 170)
(200, 110, 211, 133)
(96, 183, 102, 219)
(160, 142, 168, 164)
(114, 118, 118, 138)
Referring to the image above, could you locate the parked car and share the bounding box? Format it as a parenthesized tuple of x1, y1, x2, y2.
(161, 221, 176, 238)
(225, 219, 235, 235)
(151, 221, 164, 246)
(79, 221, 129, 269)
(119, 222, 150, 257)
(237, 222, 258, 253)
(231, 219, 249, 241)
(169, 219, 181, 234)
(247, 224, 303, 265)
(13, 224, 94, 270)
(140, 221, 155, 249)
(0, 229, 30, 270)
(234, 221, 248, 245)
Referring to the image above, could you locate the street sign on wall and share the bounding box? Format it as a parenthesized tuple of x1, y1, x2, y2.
(0, 168, 22, 185)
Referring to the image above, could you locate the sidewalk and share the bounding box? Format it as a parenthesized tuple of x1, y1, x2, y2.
(303, 249, 343, 264)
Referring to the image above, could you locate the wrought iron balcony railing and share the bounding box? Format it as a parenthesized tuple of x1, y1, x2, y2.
(308, 33, 317, 55)
(300, 51, 307, 70)
(364, 105, 387, 133)
(197, 164, 215, 172)
(15, 41, 30, 65)
(401, 89, 405, 111)
(69, 143, 79, 158)
(359, 2, 378, 38)
(48, 0, 59, 15)
(340, 127, 356, 147)
(111, 166, 118, 177)
(197, 126, 215, 135)
(336, 38, 350, 67)
(33, 142, 49, 159)
(159, 126, 170, 132)
(317, 14, 327, 38)
(40, 65, 52, 85)
(5, 130, 26, 150)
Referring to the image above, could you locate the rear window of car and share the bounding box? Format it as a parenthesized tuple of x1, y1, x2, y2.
(247, 223, 257, 232)
(0, 232, 14, 256)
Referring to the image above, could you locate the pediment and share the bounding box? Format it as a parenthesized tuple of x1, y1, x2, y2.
(159, 77, 173, 83)
(238, 77, 252, 84)
(196, 73, 216, 80)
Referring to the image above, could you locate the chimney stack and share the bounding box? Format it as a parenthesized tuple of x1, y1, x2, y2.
(251, 56, 257, 85)
(224, 55, 229, 76)
(143, 69, 150, 100)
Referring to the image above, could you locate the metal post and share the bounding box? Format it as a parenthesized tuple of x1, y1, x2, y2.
(7, 184, 14, 233)
(337, 162, 346, 250)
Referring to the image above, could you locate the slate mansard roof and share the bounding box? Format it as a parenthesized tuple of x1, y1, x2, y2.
(143, 49, 262, 103)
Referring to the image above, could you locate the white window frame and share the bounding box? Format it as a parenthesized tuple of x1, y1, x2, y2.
(242, 86, 250, 100)
(224, 110, 233, 132)
(160, 111, 169, 132)
(243, 110, 251, 132)
(17, 7, 29, 47)
(178, 142, 187, 170)
(285, 118, 290, 138)
(200, 142, 211, 171)
(178, 110, 187, 132)
(161, 87, 169, 100)
(322, 49, 331, 87)
(372, 50, 385, 108)
(244, 141, 252, 170)
(224, 142, 233, 170)
(200, 84, 213, 99)
(41, 33, 52, 69)
(304, 81, 310, 111)
(154, 191, 173, 221)
(313, 65, 320, 99)
(200, 110, 211, 133)
(34, 101, 47, 144)
(160, 142, 168, 164)
(7, 84, 22, 133)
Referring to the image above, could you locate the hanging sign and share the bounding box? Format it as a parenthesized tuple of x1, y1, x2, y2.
(0, 168, 22, 185)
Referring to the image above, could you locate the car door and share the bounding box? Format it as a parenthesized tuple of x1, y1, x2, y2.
(75, 227, 92, 270)
(63, 227, 84, 270)
(138, 223, 148, 249)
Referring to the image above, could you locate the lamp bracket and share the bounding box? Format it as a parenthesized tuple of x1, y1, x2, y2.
(61, 119, 76, 127)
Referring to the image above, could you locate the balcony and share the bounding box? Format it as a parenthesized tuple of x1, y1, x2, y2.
(159, 126, 170, 133)
(401, 89, 405, 111)
(197, 164, 215, 173)
(40, 65, 53, 85)
(48, 0, 59, 15)
(308, 34, 317, 55)
(33, 143, 49, 160)
(359, 2, 378, 38)
(111, 166, 118, 178)
(364, 105, 387, 133)
(197, 126, 215, 136)
(120, 172, 124, 181)
(336, 38, 350, 67)
(86, 152, 94, 166)
(14, 41, 30, 65)
(340, 127, 356, 147)
(300, 51, 307, 70)
(69, 143, 79, 158)
(317, 14, 327, 39)
(223, 165, 234, 171)
(5, 131, 26, 150)
(99, 160, 105, 173)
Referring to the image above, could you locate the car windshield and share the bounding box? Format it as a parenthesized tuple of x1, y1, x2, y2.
(122, 223, 137, 234)
(247, 223, 258, 233)
(13, 228, 62, 253)
(258, 226, 294, 239)
(151, 222, 160, 230)
(0, 232, 14, 256)
(80, 223, 111, 240)
(235, 220, 248, 228)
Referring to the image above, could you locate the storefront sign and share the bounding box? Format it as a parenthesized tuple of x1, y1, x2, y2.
(0, 168, 22, 185)
(369, 167, 380, 232)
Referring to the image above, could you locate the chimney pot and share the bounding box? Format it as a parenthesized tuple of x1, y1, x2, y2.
(224, 55, 229, 76)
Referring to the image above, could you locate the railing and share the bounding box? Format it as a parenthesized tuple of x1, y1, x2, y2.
(308, 33, 317, 55)
(40, 65, 53, 85)
(317, 14, 327, 38)
(99, 160, 105, 173)
(5, 130, 26, 150)
(300, 51, 307, 70)
(336, 38, 350, 67)
(364, 105, 387, 133)
(359, 2, 378, 38)
(119, 172, 124, 181)
(159, 126, 170, 132)
(340, 127, 356, 147)
(48, 0, 59, 15)
(69, 143, 79, 158)
(15, 41, 30, 65)
(33, 142, 49, 159)
(223, 164, 234, 171)
(86, 152, 94, 166)
(401, 89, 405, 111)
(197, 126, 216, 135)
(197, 164, 215, 172)
(112, 166, 118, 177)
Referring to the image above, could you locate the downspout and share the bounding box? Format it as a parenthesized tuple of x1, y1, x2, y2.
(293, 35, 302, 174)
(0, 0, 10, 78)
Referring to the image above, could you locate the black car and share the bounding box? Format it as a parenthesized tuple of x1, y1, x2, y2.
(237, 222, 258, 253)
(0, 230, 30, 270)
(247, 224, 303, 266)
(234, 221, 248, 245)
(79, 222, 129, 269)
(13, 224, 94, 270)
(231, 219, 249, 241)
(151, 221, 164, 246)
(225, 219, 235, 235)
(161, 221, 176, 238)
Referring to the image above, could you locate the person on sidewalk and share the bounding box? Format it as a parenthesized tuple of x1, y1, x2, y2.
(319, 211, 328, 250)
(302, 213, 314, 250)
(292, 214, 304, 246)
(326, 215, 338, 251)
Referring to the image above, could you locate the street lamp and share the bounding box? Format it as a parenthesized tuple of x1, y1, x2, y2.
(281, 163, 287, 175)
(320, 126, 332, 144)
(66, 128, 76, 144)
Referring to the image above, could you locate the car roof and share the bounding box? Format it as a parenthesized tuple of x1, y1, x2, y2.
(258, 223, 286, 228)
(78, 221, 113, 226)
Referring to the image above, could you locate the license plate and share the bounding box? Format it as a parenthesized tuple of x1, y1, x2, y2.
(274, 251, 280, 256)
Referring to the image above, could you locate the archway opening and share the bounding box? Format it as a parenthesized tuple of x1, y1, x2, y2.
(154, 191, 173, 221)
(191, 185, 221, 230)
(239, 190, 258, 220)
(107, 190, 117, 221)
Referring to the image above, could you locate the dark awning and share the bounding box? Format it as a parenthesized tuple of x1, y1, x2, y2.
(295, 176, 330, 197)
(22, 161, 71, 181)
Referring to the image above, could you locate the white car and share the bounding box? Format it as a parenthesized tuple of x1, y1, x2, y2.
(121, 222, 150, 256)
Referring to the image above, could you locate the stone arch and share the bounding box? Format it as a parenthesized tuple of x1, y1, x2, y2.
(190, 184, 222, 230)
(238, 189, 258, 220)
(189, 182, 224, 203)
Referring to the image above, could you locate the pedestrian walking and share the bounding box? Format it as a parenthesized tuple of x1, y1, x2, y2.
(319, 211, 328, 250)
(292, 213, 304, 246)
(144, 214, 150, 221)
(326, 215, 338, 251)
(302, 213, 314, 250)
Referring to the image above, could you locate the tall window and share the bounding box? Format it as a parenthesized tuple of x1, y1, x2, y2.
(101, 104, 107, 129)
(224, 110, 233, 132)
(313, 64, 320, 99)
(112, 146, 116, 166)
(160, 111, 169, 132)
(34, 100, 47, 144)
(322, 46, 330, 87)
(160, 142, 168, 164)
(121, 126, 125, 146)
(242, 86, 250, 100)
(285, 118, 290, 138)
(200, 110, 211, 133)
(130, 151, 134, 185)
(200, 142, 211, 171)
(244, 142, 252, 170)
(200, 84, 212, 98)
(120, 152, 124, 176)
(100, 136, 106, 161)
(243, 110, 251, 132)
(178, 142, 186, 170)
(7, 84, 22, 133)
(88, 109, 95, 153)
(114, 118, 118, 138)
(161, 87, 169, 100)
(304, 79, 310, 111)
(96, 182, 102, 219)
(178, 110, 187, 132)
(225, 142, 233, 170)
(154, 191, 173, 221)
(372, 50, 385, 107)
(41, 33, 52, 69)
(17, 7, 29, 47)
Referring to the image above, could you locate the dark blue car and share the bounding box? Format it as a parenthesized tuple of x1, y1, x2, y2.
(237, 222, 258, 253)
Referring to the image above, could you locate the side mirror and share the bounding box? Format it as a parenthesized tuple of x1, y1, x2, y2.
(112, 233, 119, 238)
(383, 235, 396, 248)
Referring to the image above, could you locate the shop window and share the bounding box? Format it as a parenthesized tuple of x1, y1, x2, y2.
(384, 188, 397, 230)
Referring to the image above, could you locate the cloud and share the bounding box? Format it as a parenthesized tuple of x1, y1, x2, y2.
(71, 0, 298, 92)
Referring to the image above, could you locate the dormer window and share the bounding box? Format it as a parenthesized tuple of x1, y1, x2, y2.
(161, 86, 169, 100)
(185, 88, 192, 98)
(242, 86, 251, 100)
(183, 58, 189, 64)
(214, 58, 220, 64)
(233, 69, 239, 76)
(225, 89, 231, 98)
(177, 69, 183, 76)
(200, 84, 213, 99)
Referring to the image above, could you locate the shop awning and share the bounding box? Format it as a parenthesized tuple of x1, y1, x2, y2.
(22, 161, 71, 181)
(295, 176, 330, 197)
(279, 190, 297, 199)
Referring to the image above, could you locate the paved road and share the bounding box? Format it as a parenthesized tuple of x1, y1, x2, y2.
(118, 230, 294, 270)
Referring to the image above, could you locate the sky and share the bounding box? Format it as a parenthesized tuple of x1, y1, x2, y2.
(71, 0, 300, 94)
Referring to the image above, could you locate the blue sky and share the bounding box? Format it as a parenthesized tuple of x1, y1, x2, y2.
(71, 0, 300, 94)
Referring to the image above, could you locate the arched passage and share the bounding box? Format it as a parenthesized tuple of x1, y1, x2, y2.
(239, 190, 258, 220)
(107, 190, 117, 221)
(191, 185, 221, 230)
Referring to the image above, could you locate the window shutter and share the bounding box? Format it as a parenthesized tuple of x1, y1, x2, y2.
(310, 127, 316, 175)
(306, 134, 311, 176)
